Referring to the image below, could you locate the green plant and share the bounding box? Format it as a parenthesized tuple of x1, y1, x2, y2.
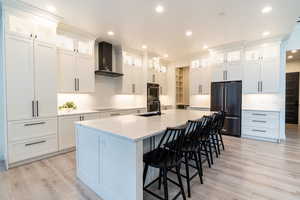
(59, 101, 77, 110)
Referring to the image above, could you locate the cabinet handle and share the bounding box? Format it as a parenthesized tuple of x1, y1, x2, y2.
(252, 113, 267, 116)
(24, 122, 46, 126)
(252, 129, 266, 133)
(132, 84, 135, 94)
(30, 34, 33, 38)
(252, 120, 267, 123)
(260, 81, 263, 92)
(36, 101, 39, 117)
(74, 78, 77, 91)
(198, 85, 202, 94)
(110, 113, 121, 116)
(77, 79, 80, 91)
(32, 101, 35, 117)
(35, 35, 37, 39)
(25, 140, 46, 146)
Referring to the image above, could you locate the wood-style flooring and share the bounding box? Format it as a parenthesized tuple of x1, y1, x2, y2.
(1, 125, 300, 200)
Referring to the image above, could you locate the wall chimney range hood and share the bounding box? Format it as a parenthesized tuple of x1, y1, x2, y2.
(95, 41, 123, 77)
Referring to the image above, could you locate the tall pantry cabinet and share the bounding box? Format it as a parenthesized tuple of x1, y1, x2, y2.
(1, 3, 60, 166)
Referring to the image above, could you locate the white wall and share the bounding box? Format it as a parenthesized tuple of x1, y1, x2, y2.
(0, 6, 5, 161)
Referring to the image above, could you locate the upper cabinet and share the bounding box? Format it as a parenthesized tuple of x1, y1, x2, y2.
(147, 57, 168, 95)
(4, 9, 58, 121)
(243, 43, 280, 94)
(57, 33, 95, 93)
(5, 10, 57, 44)
(118, 51, 144, 94)
(211, 50, 243, 82)
(190, 58, 211, 95)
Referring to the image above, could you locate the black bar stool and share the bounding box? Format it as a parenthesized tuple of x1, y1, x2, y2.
(143, 127, 187, 200)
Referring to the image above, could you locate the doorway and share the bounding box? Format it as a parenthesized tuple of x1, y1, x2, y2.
(286, 72, 299, 124)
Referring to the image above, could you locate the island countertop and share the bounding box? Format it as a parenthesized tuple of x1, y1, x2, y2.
(76, 109, 212, 141)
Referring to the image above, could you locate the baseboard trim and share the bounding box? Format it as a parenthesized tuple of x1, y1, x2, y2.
(8, 147, 76, 169)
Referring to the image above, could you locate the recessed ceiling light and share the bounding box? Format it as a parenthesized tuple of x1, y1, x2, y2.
(262, 31, 270, 37)
(262, 6, 272, 14)
(203, 45, 208, 49)
(46, 5, 56, 13)
(155, 5, 164, 13)
(142, 45, 148, 49)
(288, 55, 293, 59)
(185, 30, 193, 37)
(107, 31, 115, 36)
(291, 50, 298, 54)
(164, 54, 169, 58)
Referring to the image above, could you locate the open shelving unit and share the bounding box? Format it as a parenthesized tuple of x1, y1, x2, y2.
(176, 67, 190, 109)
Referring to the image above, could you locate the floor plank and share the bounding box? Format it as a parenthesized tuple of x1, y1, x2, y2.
(0, 125, 300, 200)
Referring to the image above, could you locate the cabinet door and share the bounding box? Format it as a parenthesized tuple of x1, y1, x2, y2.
(34, 20, 57, 44)
(76, 54, 95, 93)
(243, 60, 261, 94)
(261, 58, 280, 93)
(6, 13, 34, 39)
(227, 62, 243, 81)
(160, 72, 168, 95)
(83, 113, 100, 120)
(201, 66, 211, 95)
(120, 64, 134, 94)
(132, 66, 143, 94)
(190, 68, 201, 95)
(211, 63, 225, 82)
(5, 34, 34, 121)
(58, 115, 80, 150)
(58, 49, 76, 93)
(34, 41, 58, 118)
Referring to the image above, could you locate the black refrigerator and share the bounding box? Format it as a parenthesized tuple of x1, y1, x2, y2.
(210, 81, 242, 137)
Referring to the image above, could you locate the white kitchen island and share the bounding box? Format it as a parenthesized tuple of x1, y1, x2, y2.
(75, 110, 211, 200)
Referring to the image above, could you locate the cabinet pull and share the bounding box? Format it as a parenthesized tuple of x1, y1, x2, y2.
(198, 85, 202, 94)
(32, 101, 35, 117)
(35, 35, 37, 39)
(36, 101, 39, 117)
(252, 129, 266, 133)
(25, 140, 46, 146)
(225, 71, 228, 81)
(74, 78, 77, 91)
(260, 81, 263, 92)
(30, 34, 33, 38)
(132, 84, 135, 94)
(110, 113, 121, 116)
(252, 120, 266, 123)
(24, 122, 46, 126)
(152, 74, 155, 82)
(77, 79, 80, 91)
(252, 113, 266, 116)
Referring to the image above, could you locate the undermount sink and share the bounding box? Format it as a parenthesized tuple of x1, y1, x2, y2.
(137, 112, 164, 117)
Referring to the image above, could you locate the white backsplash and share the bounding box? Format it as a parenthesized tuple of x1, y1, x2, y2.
(242, 94, 282, 110)
(189, 95, 211, 108)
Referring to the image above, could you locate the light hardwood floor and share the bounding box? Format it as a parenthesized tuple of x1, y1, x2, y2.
(1, 125, 300, 200)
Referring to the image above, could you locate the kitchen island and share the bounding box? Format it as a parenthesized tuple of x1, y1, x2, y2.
(75, 109, 212, 200)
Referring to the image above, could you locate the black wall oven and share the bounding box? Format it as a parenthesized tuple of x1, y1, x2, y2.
(147, 83, 160, 112)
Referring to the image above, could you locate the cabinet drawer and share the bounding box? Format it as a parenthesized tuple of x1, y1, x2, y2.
(9, 135, 58, 163)
(243, 117, 278, 129)
(8, 118, 57, 142)
(243, 111, 279, 120)
(242, 127, 278, 139)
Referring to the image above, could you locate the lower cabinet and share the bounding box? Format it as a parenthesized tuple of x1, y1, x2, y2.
(58, 112, 100, 151)
(7, 117, 58, 164)
(242, 110, 280, 142)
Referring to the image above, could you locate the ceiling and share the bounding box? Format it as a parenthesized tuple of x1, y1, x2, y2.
(287, 50, 300, 62)
(22, 0, 300, 61)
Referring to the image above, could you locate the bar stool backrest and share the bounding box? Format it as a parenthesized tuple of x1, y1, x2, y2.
(157, 126, 187, 163)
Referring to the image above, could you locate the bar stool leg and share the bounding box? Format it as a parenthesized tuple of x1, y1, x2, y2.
(212, 135, 219, 157)
(184, 153, 191, 198)
(203, 144, 211, 168)
(158, 168, 162, 190)
(219, 133, 225, 150)
(163, 168, 169, 200)
(193, 152, 203, 184)
(143, 164, 149, 186)
(208, 140, 214, 165)
(176, 164, 186, 200)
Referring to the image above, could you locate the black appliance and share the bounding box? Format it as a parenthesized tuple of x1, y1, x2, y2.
(210, 81, 242, 137)
(147, 83, 160, 112)
(95, 42, 123, 77)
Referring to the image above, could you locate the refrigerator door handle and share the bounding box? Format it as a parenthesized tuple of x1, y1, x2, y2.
(226, 116, 239, 120)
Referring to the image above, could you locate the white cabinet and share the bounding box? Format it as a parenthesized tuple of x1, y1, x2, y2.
(58, 113, 100, 150)
(243, 43, 280, 94)
(58, 49, 95, 93)
(119, 52, 143, 94)
(190, 59, 211, 95)
(211, 50, 242, 82)
(5, 33, 57, 121)
(242, 110, 280, 142)
(6, 11, 57, 44)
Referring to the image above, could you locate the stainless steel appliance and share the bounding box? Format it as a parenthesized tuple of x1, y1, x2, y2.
(147, 83, 160, 112)
(210, 81, 242, 137)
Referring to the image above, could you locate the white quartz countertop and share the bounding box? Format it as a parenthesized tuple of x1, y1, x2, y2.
(57, 107, 147, 116)
(76, 109, 213, 141)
